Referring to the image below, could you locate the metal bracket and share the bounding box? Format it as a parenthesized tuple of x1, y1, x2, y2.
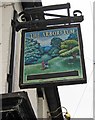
(14, 3, 84, 32)
(7, 10, 17, 93)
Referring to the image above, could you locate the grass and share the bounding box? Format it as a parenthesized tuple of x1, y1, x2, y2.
(23, 56, 83, 83)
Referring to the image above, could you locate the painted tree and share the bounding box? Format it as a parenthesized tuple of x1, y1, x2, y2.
(50, 37, 62, 49)
(59, 39, 79, 59)
(48, 37, 62, 57)
(24, 38, 44, 65)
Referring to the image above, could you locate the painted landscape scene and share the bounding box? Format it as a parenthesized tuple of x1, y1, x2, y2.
(23, 27, 83, 83)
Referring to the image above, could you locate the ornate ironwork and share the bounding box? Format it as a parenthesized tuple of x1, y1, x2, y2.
(12, 3, 84, 32)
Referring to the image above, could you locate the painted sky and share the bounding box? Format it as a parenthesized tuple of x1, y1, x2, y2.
(25, 27, 78, 46)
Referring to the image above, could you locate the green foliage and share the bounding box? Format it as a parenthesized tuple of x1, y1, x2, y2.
(60, 45, 68, 49)
(61, 39, 78, 50)
(48, 37, 62, 58)
(25, 38, 44, 65)
(48, 47, 59, 58)
(51, 37, 62, 49)
(59, 49, 68, 54)
(59, 39, 79, 58)
(51, 49, 59, 57)
(60, 46, 79, 57)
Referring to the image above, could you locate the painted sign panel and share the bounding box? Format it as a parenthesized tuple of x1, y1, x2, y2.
(19, 24, 86, 88)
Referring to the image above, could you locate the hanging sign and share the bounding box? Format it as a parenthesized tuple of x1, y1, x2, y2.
(19, 24, 86, 88)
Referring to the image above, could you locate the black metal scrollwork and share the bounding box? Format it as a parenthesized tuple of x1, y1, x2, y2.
(73, 10, 82, 16)
(14, 3, 84, 32)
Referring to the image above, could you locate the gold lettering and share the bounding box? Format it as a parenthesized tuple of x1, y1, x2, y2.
(43, 32, 46, 37)
(30, 33, 39, 39)
(42, 29, 76, 37)
(56, 31, 60, 35)
(46, 32, 49, 37)
(49, 32, 52, 36)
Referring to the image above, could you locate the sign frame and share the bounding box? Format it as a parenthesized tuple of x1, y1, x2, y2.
(19, 24, 87, 89)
